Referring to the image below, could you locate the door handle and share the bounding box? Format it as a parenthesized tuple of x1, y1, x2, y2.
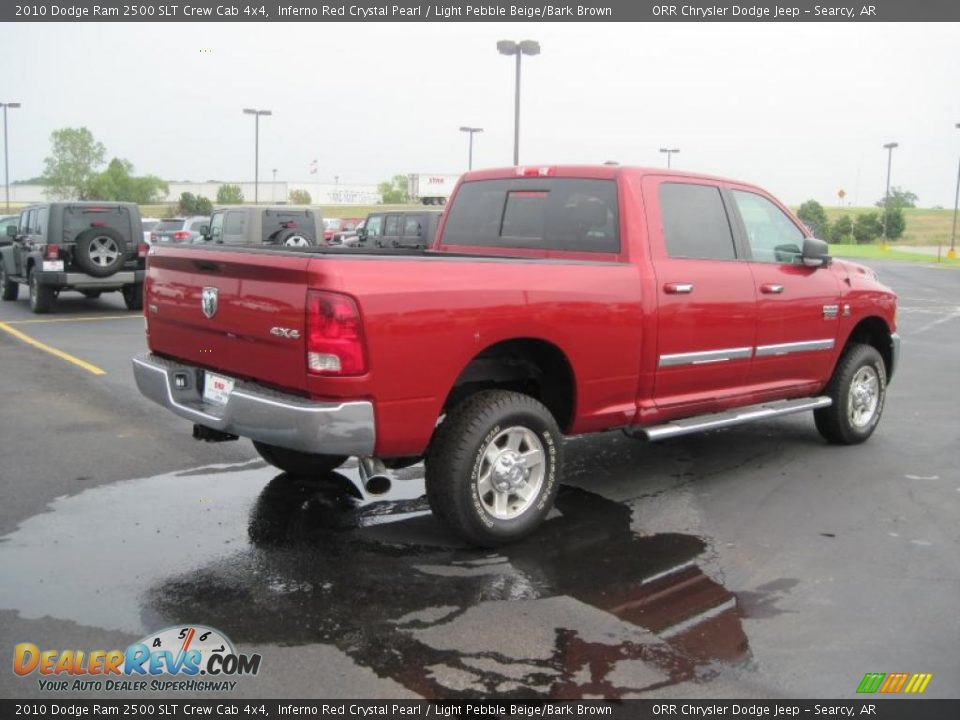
(760, 284, 784, 294)
(664, 282, 694, 294)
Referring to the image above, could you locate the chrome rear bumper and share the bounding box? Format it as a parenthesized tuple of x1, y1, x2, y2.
(132, 353, 375, 456)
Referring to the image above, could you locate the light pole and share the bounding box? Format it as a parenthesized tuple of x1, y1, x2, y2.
(459, 126, 483, 170)
(242, 108, 272, 203)
(659, 147, 680, 169)
(882, 141, 898, 243)
(950, 123, 959, 259)
(272, 168, 277, 202)
(497, 40, 540, 166)
(1, 102, 21, 212)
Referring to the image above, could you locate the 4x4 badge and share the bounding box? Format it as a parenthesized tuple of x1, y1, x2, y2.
(201, 287, 219, 319)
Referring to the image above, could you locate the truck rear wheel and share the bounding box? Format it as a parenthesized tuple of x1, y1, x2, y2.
(253, 441, 347, 476)
(28, 270, 55, 314)
(425, 390, 562, 547)
(814, 343, 887, 445)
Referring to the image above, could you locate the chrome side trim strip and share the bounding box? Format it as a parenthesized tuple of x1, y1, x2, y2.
(659, 347, 753, 368)
(754, 338, 835, 357)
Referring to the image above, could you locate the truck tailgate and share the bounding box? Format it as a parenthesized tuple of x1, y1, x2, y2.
(145, 247, 312, 394)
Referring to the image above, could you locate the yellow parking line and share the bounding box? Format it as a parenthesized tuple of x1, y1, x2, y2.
(4, 314, 140, 325)
(0, 321, 107, 376)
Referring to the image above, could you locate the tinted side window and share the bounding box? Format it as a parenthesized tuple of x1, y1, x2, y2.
(659, 183, 736, 260)
(35, 208, 48, 236)
(731, 190, 805, 264)
(18, 210, 29, 233)
(384, 215, 400, 236)
(224, 211, 246, 237)
(441, 178, 619, 253)
(210, 212, 225, 241)
(365, 216, 383, 238)
(402, 215, 422, 237)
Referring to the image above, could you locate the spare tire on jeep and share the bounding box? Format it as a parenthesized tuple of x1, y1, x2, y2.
(73, 228, 127, 277)
(271, 228, 315, 247)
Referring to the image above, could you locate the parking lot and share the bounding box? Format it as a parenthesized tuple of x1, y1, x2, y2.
(0, 259, 957, 700)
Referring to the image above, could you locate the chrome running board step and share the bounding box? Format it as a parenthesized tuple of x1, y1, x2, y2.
(640, 396, 832, 441)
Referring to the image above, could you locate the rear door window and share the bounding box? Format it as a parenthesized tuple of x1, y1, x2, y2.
(402, 215, 423, 238)
(223, 211, 246, 242)
(658, 183, 736, 260)
(63, 206, 133, 243)
(441, 178, 619, 253)
(384, 215, 400, 237)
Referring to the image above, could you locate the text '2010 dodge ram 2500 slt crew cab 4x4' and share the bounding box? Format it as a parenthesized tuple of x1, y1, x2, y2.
(133, 165, 900, 545)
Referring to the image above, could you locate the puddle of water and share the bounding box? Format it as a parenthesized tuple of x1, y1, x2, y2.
(0, 458, 764, 698)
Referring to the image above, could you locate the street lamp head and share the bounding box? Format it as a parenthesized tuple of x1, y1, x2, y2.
(883, 142, 898, 150)
(1, 102, 21, 109)
(243, 108, 257, 115)
(460, 126, 484, 134)
(519, 40, 541, 56)
(497, 40, 518, 55)
(258, 110, 272, 116)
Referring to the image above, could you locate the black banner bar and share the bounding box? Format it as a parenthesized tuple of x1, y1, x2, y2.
(3, 699, 960, 719)
(3, 0, 960, 23)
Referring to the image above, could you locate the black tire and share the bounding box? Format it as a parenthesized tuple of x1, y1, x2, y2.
(28, 269, 54, 314)
(81, 290, 102, 299)
(73, 228, 127, 278)
(253, 441, 348, 476)
(814, 343, 887, 445)
(122, 283, 143, 311)
(425, 390, 563, 547)
(273, 229, 315, 247)
(1, 263, 18, 301)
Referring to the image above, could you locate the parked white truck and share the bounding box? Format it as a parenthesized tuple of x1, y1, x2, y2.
(407, 173, 460, 205)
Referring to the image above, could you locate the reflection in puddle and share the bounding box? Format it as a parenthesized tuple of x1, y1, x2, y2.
(0, 459, 757, 698)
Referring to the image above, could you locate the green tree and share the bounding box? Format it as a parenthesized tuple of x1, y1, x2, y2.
(41, 127, 106, 199)
(195, 196, 213, 216)
(178, 192, 198, 214)
(796, 200, 830, 239)
(882, 207, 906, 240)
(829, 214, 853, 244)
(87, 158, 168, 204)
(289, 189, 311, 204)
(875, 186, 918, 210)
(377, 175, 409, 204)
(216, 184, 244, 204)
(853, 212, 883, 244)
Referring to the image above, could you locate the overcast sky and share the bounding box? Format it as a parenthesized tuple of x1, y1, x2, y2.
(2, 22, 958, 206)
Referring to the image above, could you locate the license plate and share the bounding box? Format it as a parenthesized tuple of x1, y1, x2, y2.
(203, 371, 235, 406)
(42, 260, 64, 272)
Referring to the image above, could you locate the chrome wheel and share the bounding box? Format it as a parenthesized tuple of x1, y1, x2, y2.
(848, 366, 880, 429)
(476, 426, 545, 520)
(88, 235, 121, 267)
(283, 235, 310, 247)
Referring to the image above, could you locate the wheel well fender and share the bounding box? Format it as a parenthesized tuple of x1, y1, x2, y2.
(442, 338, 576, 431)
(842, 316, 893, 378)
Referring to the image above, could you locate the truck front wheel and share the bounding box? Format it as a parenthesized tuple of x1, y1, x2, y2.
(426, 390, 563, 546)
(814, 343, 887, 445)
(253, 441, 348, 476)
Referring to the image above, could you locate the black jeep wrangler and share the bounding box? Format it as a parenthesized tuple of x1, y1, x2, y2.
(0, 202, 146, 314)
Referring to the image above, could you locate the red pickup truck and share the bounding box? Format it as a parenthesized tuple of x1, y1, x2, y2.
(133, 166, 899, 545)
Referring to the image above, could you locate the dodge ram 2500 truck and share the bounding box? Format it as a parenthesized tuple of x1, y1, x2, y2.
(133, 165, 900, 546)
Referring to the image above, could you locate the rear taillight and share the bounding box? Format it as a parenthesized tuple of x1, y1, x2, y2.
(173, 231, 191, 241)
(137, 242, 148, 258)
(44, 245, 60, 260)
(306, 290, 367, 376)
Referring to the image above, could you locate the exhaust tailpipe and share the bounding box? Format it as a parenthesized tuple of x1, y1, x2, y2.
(358, 457, 392, 496)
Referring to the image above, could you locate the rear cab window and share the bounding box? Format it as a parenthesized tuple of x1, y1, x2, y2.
(441, 178, 619, 255)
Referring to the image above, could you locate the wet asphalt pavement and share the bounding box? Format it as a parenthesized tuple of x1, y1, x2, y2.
(0, 260, 957, 700)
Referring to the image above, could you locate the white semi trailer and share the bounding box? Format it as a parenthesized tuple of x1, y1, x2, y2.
(407, 173, 461, 205)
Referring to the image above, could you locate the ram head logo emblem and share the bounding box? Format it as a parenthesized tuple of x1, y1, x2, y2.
(201, 287, 219, 319)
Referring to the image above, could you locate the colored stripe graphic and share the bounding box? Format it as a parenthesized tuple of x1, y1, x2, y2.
(857, 673, 885, 693)
(880, 672, 909, 693)
(904, 673, 933, 694)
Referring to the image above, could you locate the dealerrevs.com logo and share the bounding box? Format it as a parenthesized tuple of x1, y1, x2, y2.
(13, 625, 261, 693)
